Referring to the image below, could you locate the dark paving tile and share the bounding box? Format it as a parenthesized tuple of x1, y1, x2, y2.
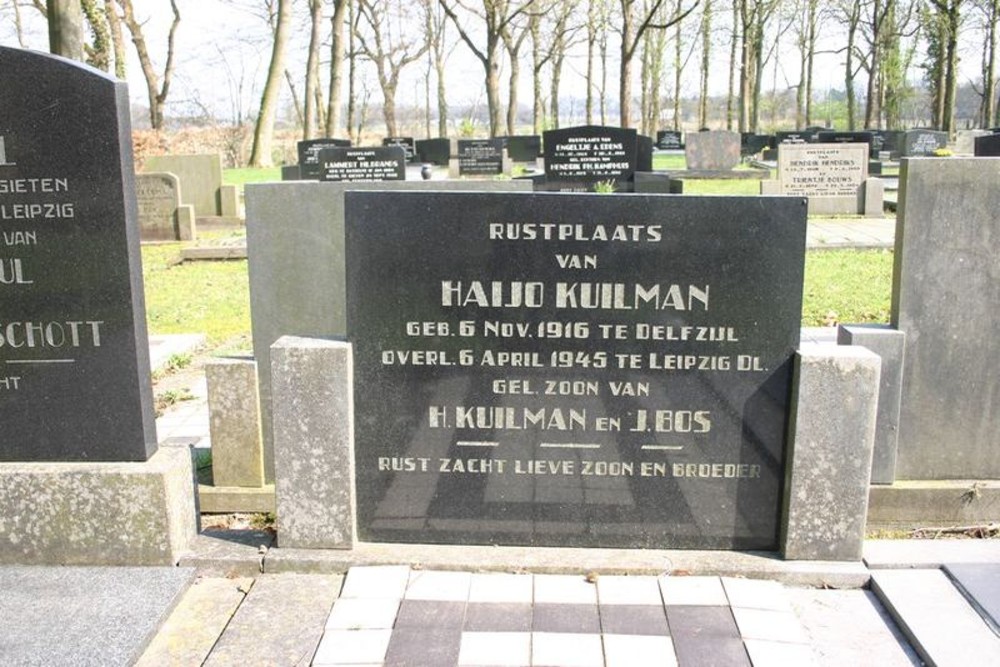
(944, 563, 1000, 632)
(394, 599, 467, 629)
(532, 602, 601, 634)
(673, 636, 751, 667)
(384, 627, 462, 667)
(465, 602, 533, 632)
(600, 603, 670, 636)
(664, 605, 740, 639)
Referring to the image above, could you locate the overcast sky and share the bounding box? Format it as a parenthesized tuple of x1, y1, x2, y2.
(1, 1, 988, 129)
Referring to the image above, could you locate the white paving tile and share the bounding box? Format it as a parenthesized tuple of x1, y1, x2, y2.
(731, 608, 809, 644)
(659, 576, 728, 606)
(721, 577, 792, 612)
(325, 598, 400, 630)
(458, 631, 531, 666)
(603, 634, 677, 667)
(312, 629, 392, 665)
(534, 574, 598, 604)
(469, 572, 533, 603)
(743, 639, 818, 667)
(406, 570, 472, 601)
(531, 632, 604, 667)
(339, 565, 411, 600)
(597, 576, 663, 606)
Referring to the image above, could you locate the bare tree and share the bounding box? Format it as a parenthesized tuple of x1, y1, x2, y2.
(500, 4, 532, 135)
(737, 0, 781, 132)
(355, 0, 429, 137)
(726, 0, 738, 129)
(114, 0, 180, 130)
(48, 0, 84, 60)
(973, 0, 1000, 125)
(422, 0, 450, 137)
(249, 0, 292, 167)
(925, 0, 964, 133)
(303, 0, 325, 139)
(618, 0, 699, 128)
(439, 0, 538, 136)
(697, 0, 713, 128)
(547, 0, 580, 130)
(325, 0, 349, 137)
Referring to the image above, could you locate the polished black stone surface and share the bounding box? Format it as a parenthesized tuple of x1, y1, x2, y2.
(415, 138, 451, 166)
(457, 139, 502, 176)
(297, 138, 351, 180)
(317, 146, 405, 182)
(498, 135, 542, 162)
(657, 131, 684, 150)
(0, 47, 156, 461)
(637, 135, 653, 172)
(383, 136, 416, 161)
(775, 130, 816, 145)
(346, 191, 807, 549)
(975, 133, 1000, 156)
(741, 134, 772, 156)
(543, 125, 638, 192)
(817, 131, 876, 156)
(902, 129, 948, 156)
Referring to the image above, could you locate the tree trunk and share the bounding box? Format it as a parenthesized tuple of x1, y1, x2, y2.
(48, 0, 85, 61)
(587, 0, 598, 124)
(672, 1, 681, 130)
(347, 0, 358, 143)
(326, 0, 348, 137)
(726, 0, 737, 130)
(698, 0, 711, 129)
(81, 0, 111, 71)
(116, 0, 180, 131)
(105, 0, 127, 78)
(304, 0, 324, 139)
(532, 13, 545, 133)
(804, 0, 815, 126)
(250, 0, 292, 167)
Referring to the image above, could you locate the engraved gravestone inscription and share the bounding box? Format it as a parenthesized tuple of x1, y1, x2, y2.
(317, 147, 406, 182)
(0, 47, 156, 462)
(298, 138, 352, 180)
(346, 191, 807, 549)
(543, 125, 638, 192)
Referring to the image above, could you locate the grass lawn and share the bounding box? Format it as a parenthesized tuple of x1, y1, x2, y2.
(141, 241, 893, 349)
(224, 166, 282, 185)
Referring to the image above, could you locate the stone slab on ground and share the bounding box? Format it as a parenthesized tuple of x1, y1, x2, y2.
(135, 576, 252, 667)
(178, 529, 273, 577)
(865, 539, 1000, 569)
(789, 588, 920, 666)
(203, 572, 342, 667)
(944, 563, 1000, 635)
(0, 566, 194, 667)
(870, 569, 1000, 666)
(197, 483, 276, 514)
(258, 541, 870, 588)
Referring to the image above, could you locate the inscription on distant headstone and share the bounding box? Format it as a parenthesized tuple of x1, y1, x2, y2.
(135, 172, 181, 241)
(656, 131, 683, 150)
(902, 129, 947, 157)
(457, 139, 503, 176)
(318, 146, 406, 182)
(298, 138, 351, 180)
(0, 46, 156, 462)
(383, 137, 416, 161)
(346, 191, 807, 549)
(777, 143, 868, 197)
(543, 125, 638, 192)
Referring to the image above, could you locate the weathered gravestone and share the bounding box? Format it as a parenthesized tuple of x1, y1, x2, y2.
(317, 146, 405, 182)
(901, 129, 948, 157)
(246, 180, 533, 482)
(145, 153, 223, 217)
(684, 130, 741, 171)
(0, 47, 156, 462)
(135, 171, 193, 241)
(383, 137, 416, 161)
(543, 125, 638, 192)
(297, 138, 351, 180)
(345, 192, 807, 549)
(892, 158, 1000, 479)
(456, 139, 504, 176)
(767, 142, 878, 215)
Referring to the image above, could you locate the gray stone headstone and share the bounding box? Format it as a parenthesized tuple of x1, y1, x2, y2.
(775, 142, 869, 215)
(0, 46, 156, 461)
(892, 158, 1000, 478)
(685, 131, 741, 170)
(145, 153, 223, 217)
(135, 171, 182, 241)
(245, 179, 533, 481)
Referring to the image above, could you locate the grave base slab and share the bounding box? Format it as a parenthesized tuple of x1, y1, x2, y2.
(0, 446, 197, 565)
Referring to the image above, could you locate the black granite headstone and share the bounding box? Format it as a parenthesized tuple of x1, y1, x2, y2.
(637, 135, 653, 172)
(415, 138, 452, 166)
(0, 47, 156, 462)
(297, 138, 352, 180)
(902, 129, 948, 156)
(816, 131, 874, 148)
(317, 146, 406, 182)
(457, 139, 503, 176)
(974, 134, 1000, 156)
(382, 137, 416, 161)
(741, 134, 771, 157)
(346, 191, 807, 550)
(543, 125, 638, 192)
(656, 131, 683, 150)
(775, 131, 815, 145)
(497, 135, 542, 162)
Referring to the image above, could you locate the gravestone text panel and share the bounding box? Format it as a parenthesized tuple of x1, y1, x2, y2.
(0, 47, 156, 461)
(346, 192, 807, 550)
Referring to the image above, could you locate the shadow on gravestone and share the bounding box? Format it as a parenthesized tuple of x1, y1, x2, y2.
(0, 47, 156, 461)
